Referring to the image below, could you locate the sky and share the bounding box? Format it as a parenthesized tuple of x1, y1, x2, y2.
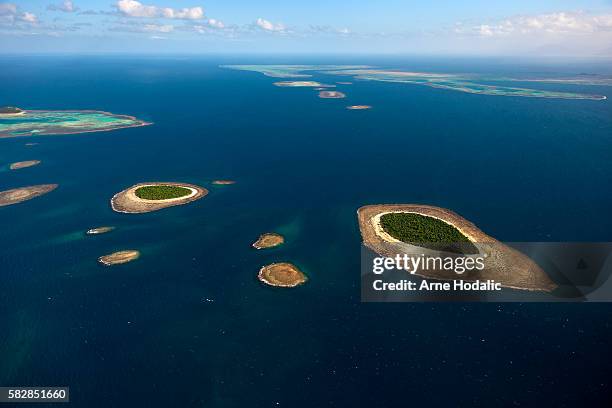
(1, 0, 612, 56)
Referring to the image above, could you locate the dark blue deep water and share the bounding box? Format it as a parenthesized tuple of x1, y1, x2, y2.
(1, 56, 612, 407)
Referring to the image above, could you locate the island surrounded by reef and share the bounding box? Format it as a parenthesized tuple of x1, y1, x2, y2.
(358, 204, 557, 292)
(258, 263, 307, 287)
(111, 182, 208, 213)
(0, 108, 151, 138)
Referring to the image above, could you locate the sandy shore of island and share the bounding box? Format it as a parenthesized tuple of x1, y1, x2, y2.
(358, 204, 557, 292)
(111, 182, 208, 214)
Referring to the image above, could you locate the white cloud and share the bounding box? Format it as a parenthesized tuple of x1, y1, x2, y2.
(48, 0, 77, 12)
(207, 18, 224, 29)
(21, 12, 37, 23)
(143, 23, 173, 33)
(463, 11, 612, 37)
(109, 20, 175, 34)
(449, 11, 612, 57)
(256, 17, 285, 32)
(161, 7, 203, 20)
(0, 3, 38, 26)
(116, 0, 157, 17)
(116, 0, 203, 20)
(192, 19, 227, 34)
(0, 3, 17, 16)
(308, 25, 351, 35)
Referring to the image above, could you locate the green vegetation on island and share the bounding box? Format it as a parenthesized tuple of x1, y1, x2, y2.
(380, 212, 478, 254)
(134, 185, 193, 200)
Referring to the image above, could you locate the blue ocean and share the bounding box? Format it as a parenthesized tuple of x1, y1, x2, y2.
(1, 56, 612, 406)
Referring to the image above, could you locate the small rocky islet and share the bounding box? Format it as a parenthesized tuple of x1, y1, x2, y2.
(212, 180, 236, 185)
(10, 160, 41, 170)
(318, 91, 346, 99)
(86, 226, 115, 235)
(98, 250, 140, 266)
(252, 233, 285, 249)
(258, 262, 308, 287)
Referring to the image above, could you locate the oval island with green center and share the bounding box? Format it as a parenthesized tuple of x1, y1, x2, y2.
(357, 204, 557, 291)
(111, 182, 208, 213)
(134, 185, 193, 200)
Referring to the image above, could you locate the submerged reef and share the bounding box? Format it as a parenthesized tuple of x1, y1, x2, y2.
(221, 65, 608, 100)
(221, 65, 369, 78)
(0, 110, 151, 138)
(323, 69, 607, 100)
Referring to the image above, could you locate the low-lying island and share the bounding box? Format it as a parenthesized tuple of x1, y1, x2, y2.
(358, 204, 557, 292)
(111, 182, 208, 214)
